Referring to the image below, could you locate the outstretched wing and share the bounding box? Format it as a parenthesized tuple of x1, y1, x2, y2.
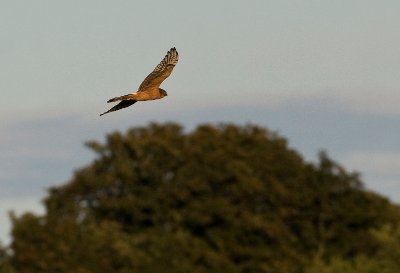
(100, 100, 137, 116)
(138, 47, 179, 92)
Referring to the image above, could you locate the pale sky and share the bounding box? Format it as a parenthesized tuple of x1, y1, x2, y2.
(1, 0, 400, 243)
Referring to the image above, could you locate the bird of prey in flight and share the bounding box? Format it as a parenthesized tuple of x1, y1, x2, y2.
(100, 47, 179, 116)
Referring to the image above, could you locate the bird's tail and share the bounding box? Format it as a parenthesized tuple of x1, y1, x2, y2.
(100, 100, 137, 116)
(107, 93, 136, 103)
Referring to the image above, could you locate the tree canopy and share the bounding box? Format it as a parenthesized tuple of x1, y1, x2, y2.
(2, 123, 400, 273)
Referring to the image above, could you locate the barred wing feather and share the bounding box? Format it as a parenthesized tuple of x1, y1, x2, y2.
(138, 47, 179, 91)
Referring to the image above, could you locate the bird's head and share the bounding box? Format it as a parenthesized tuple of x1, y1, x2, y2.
(159, 88, 168, 97)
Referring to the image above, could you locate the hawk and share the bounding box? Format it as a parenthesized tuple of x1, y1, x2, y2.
(100, 47, 179, 116)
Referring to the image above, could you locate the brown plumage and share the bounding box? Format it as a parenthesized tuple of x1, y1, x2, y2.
(100, 47, 179, 116)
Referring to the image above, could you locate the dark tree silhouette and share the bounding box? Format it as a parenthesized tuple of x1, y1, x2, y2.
(4, 123, 400, 273)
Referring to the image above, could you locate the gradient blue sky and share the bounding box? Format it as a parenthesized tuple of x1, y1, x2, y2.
(1, 0, 400, 243)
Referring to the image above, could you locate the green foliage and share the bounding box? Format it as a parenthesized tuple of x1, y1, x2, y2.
(4, 123, 400, 273)
(306, 224, 400, 273)
(0, 242, 14, 273)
